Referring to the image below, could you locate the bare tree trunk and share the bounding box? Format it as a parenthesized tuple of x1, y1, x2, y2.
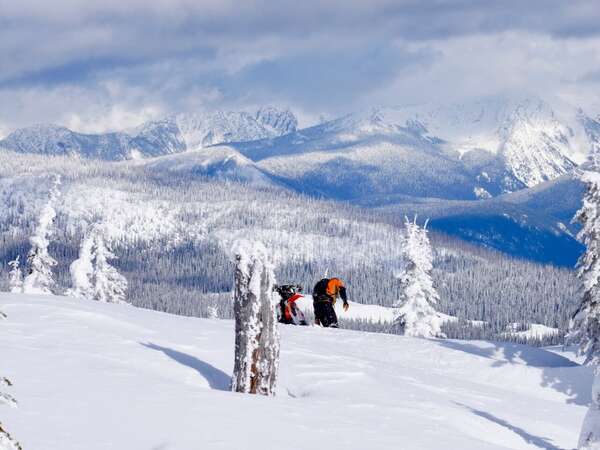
(231, 242, 280, 396)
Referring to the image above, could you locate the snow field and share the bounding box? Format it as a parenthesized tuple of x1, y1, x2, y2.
(0, 293, 592, 449)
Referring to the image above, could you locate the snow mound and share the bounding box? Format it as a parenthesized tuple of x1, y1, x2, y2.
(0, 293, 591, 450)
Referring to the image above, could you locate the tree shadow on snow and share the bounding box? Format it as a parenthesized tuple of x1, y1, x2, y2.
(438, 340, 592, 406)
(437, 340, 578, 368)
(455, 402, 563, 450)
(141, 342, 231, 391)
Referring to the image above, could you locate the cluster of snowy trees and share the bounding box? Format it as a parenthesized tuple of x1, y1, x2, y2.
(7, 175, 61, 295)
(2, 174, 128, 304)
(66, 224, 127, 303)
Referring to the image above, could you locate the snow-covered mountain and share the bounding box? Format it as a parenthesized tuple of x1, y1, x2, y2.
(173, 108, 297, 150)
(232, 96, 599, 203)
(1, 97, 597, 201)
(1, 293, 590, 450)
(0, 107, 298, 160)
(371, 96, 588, 187)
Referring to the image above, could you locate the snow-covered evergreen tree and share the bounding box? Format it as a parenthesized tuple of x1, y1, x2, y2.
(66, 231, 95, 300)
(569, 171, 600, 364)
(231, 240, 280, 396)
(7, 257, 23, 294)
(568, 171, 600, 449)
(392, 217, 445, 338)
(91, 227, 128, 304)
(207, 306, 219, 319)
(22, 175, 61, 295)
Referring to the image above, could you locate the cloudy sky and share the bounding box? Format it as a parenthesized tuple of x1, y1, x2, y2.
(1, 0, 600, 135)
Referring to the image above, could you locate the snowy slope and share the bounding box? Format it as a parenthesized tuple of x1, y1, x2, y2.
(0, 293, 591, 450)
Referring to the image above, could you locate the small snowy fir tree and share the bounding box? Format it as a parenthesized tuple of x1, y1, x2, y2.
(569, 171, 600, 449)
(66, 231, 95, 300)
(22, 175, 61, 295)
(207, 305, 219, 319)
(392, 217, 445, 338)
(91, 227, 128, 304)
(0, 314, 22, 450)
(7, 257, 23, 294)
(230, 240, 280, 396)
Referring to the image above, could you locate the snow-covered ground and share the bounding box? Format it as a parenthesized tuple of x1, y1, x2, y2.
(294, 295, 397, 323)
(0, 293, 592, 450)
(502, 323, 562, 341)
(295, 295, 459, 327)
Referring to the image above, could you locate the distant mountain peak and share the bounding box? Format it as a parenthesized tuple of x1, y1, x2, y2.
(255, 106, 298, 135)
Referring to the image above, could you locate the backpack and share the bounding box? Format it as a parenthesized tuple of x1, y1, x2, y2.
(313, 278, 330, 297)
(274, 284, 302, 301)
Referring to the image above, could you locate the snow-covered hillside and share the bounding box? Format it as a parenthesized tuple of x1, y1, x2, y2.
(0, 293, 591, 450)
(143, 146, 277, 187)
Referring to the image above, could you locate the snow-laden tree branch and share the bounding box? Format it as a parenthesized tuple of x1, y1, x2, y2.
(231, 240, 280, 396)
(393, 217, 445, 338)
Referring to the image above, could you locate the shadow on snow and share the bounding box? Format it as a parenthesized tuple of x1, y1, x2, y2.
(456, 402, 563, 450)
(141, 342, 231, 391)
(438, 340, 592, 406)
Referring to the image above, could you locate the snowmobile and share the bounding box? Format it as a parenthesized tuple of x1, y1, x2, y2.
(274, 284, 307, 326)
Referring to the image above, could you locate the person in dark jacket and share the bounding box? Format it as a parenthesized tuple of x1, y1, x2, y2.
(312, 278, 349, 328)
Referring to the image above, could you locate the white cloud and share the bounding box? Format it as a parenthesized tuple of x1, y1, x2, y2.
(365, 32, 600, 112)
(1, 1, 600, 131)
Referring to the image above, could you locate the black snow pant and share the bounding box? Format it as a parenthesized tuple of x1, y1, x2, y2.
(313, 298, 338, 328)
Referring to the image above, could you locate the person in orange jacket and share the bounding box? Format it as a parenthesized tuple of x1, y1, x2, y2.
(312, 277, 349, 328)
